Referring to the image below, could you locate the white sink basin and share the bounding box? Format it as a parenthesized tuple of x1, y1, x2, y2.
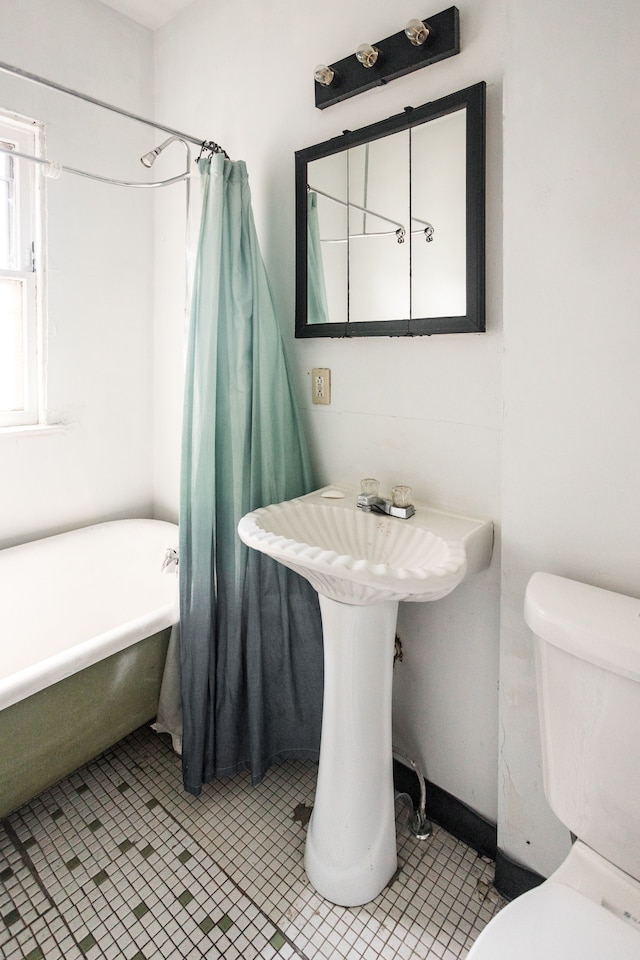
(237, 484, 493, 605)
(238, 484, 493, 907)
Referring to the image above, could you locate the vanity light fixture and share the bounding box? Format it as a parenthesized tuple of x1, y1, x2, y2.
(314, 5, 459, 109)
(314, 64, 335, 87)
(355, 43, 380, 68)
(405, 18, 431, 45)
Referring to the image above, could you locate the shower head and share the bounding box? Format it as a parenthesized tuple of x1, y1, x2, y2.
(140, 148, 161, 168)
(140, 135, 189, 168)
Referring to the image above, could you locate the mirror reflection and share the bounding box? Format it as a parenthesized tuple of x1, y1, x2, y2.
(411, 111, 466, 318)
(296, 82, 485, 337)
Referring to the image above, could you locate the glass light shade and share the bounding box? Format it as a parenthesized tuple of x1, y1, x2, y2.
(355, 43, 379, 68)
(314, 64, 335, 87)
(405, 18, 430, 45)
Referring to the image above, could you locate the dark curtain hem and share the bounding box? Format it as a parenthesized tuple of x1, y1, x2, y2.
(183, 747, 320, 794)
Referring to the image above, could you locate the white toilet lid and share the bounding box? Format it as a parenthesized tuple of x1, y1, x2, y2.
(468, 882, 640, 960)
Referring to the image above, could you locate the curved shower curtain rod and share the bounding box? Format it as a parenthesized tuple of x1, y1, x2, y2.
(0, 60, 224, 151)
(0, 145, 193, 188)
(0, 59, 228, 185)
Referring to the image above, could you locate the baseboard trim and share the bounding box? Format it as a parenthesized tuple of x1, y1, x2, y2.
(392, 760, 497, 860)
(392, 760, 545, 902)
(494, 849, 544, 901)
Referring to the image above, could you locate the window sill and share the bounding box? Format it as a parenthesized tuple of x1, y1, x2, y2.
(0, 422, 69, 438)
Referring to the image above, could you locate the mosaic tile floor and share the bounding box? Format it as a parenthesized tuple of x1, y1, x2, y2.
(1, 726, 505, 960)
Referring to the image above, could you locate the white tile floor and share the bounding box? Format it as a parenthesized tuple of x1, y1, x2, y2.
(1, 726, 504, 960)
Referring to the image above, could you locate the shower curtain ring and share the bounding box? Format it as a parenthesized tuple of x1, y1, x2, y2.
(197, 140, 230, 162)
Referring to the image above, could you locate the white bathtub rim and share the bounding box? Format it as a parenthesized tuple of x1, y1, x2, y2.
(0, 605, 178, 711)
(0, 518, 179, 712)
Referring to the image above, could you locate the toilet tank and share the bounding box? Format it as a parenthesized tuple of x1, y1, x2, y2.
(525, 572, 640, 882)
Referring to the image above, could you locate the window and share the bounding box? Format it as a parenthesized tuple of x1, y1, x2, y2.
(0, 110, 44, 428)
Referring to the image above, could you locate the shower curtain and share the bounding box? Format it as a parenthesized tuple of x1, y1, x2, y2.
(179, 155, 324, 796)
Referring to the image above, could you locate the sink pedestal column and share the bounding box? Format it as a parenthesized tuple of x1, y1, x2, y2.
(304, 595, 399, 906)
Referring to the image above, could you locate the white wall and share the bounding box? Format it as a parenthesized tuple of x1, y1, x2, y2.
(500, 0, 640, 876)
(153, 0, 640, 879)
(153, 0, 504, 823)
(0, 0, 156, 547)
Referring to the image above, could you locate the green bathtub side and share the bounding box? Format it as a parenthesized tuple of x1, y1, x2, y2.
(0, 628, 171, 819)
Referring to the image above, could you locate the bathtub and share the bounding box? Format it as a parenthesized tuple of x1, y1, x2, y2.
(0, 519, 179, 818)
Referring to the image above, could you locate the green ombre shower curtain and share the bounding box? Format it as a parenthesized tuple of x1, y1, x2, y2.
(179, 155, 323, 796)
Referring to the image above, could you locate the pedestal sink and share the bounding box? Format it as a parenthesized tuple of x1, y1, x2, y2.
(238, 484, 493, 906)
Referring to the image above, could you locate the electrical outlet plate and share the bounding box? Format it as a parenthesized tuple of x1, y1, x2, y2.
(312, 367, 331, 404)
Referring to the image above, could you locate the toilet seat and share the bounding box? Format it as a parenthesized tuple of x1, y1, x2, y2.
(468, 881, 640, 960)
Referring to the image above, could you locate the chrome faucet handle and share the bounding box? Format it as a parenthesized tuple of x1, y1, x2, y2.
(384, 500, 415, 519)
(357, 492, 384, 511)
(357, 479, 415, 518)
(388, 485, 415, 518)
(356, 494, 415, 519)
(358, 478, 382, 511)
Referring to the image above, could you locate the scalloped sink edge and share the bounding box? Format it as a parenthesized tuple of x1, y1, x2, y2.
(238, 484, 493, 605)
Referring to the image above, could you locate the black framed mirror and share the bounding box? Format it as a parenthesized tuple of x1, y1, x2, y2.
(295, 81, 485, 337)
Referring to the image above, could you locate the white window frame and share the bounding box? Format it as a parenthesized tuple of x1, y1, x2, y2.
(0, 109, 45, 429)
